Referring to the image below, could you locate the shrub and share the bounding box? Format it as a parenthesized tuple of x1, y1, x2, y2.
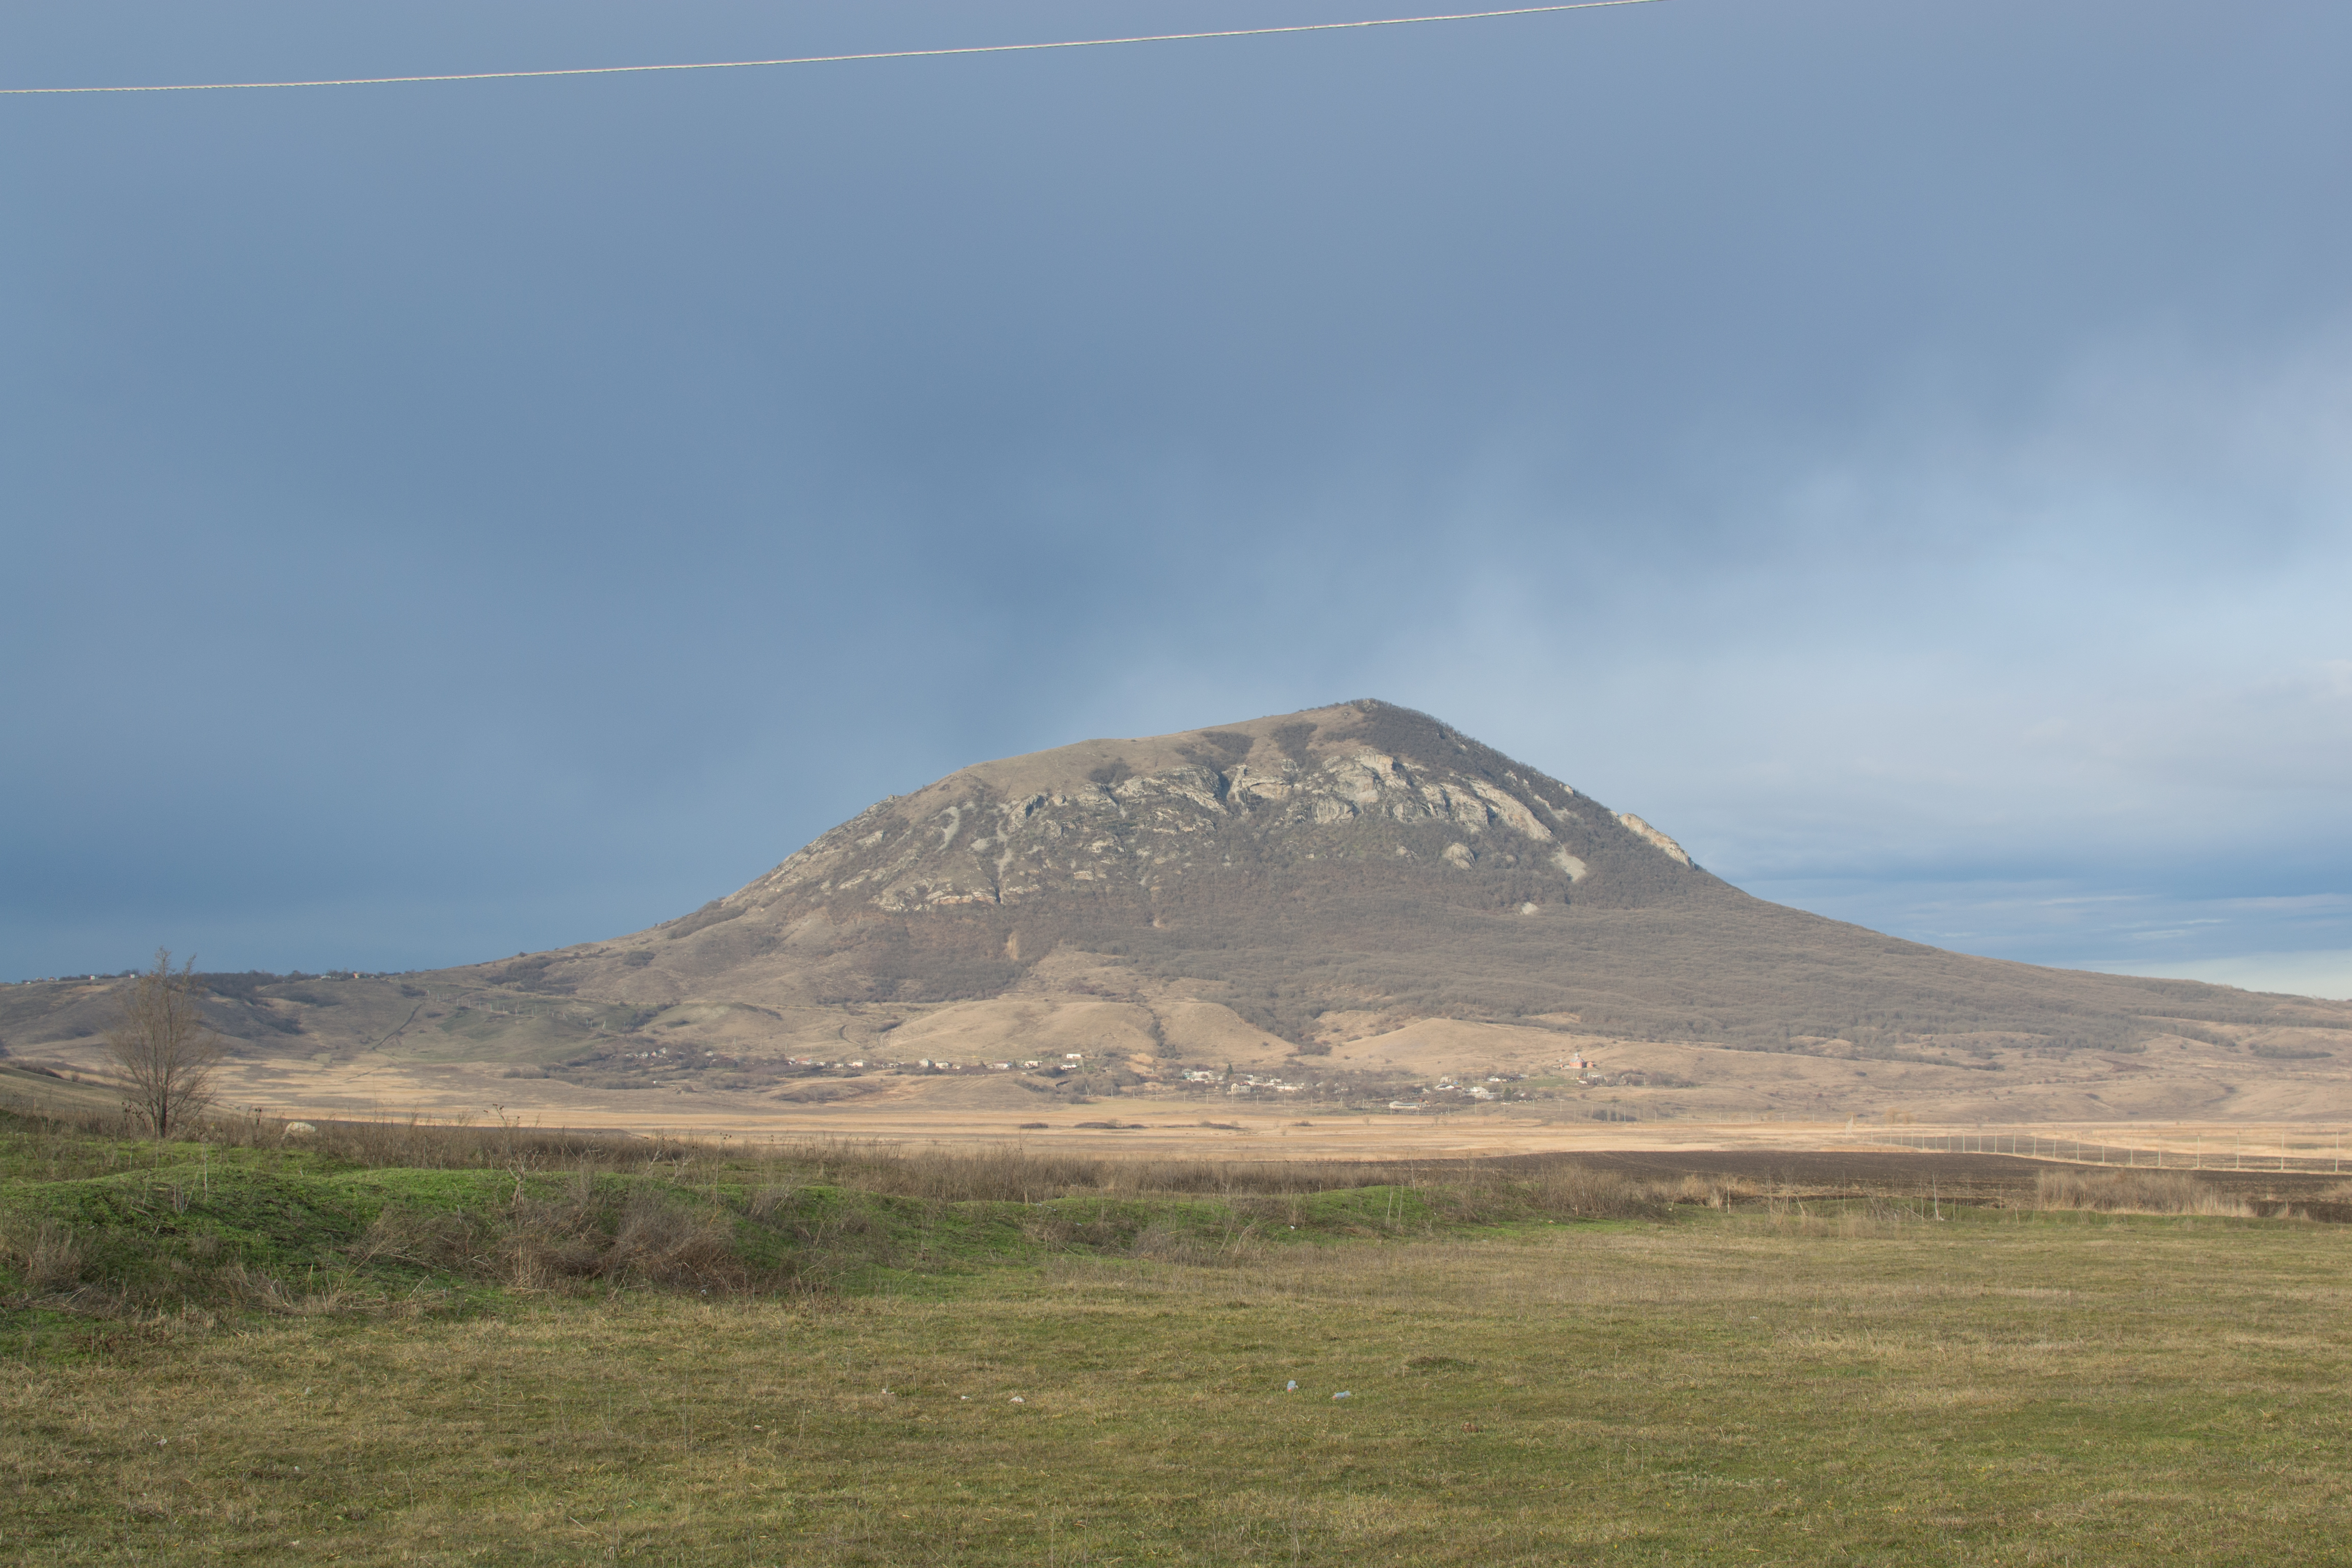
(2035, 1169, 2248, 1216)
(0, 1217, 88, 1292)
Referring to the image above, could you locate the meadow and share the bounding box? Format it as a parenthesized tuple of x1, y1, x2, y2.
(3, 1105, 2348, 1565)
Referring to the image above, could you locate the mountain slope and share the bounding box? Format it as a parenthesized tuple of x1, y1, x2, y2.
(486, 699, 2340, 1055)
(6, 700, 2348, 1126)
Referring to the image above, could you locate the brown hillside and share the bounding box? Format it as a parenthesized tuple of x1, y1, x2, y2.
(6, 700, 2348, 1128)
(469, 699, 2349, 1052)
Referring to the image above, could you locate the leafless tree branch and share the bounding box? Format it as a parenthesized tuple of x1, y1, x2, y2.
(107, 948, 226, 1139)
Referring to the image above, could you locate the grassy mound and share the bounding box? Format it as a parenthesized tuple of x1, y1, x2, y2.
(0, 1107, 1672, 1318)
(10, 1100, 2310, 1325)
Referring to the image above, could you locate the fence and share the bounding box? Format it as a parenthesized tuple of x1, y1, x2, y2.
(1866, 1126, 2348, 1174)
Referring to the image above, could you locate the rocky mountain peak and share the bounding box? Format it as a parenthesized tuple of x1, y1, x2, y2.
(449, 698, 2340, 1070)
(14, 700, 2344, 1122)
(722, 700, 1701, 923)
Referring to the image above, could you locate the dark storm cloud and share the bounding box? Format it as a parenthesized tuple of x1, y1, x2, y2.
(3, 1, 2347, 991)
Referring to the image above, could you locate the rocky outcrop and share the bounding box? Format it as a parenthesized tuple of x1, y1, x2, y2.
(1615, 813, 1693, 867)
(708, 701, 1697, 928)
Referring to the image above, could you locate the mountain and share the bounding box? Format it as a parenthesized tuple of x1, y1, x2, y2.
(6, 700, 2349, 1126)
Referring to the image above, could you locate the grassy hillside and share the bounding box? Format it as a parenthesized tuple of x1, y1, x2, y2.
(0, 1106, 1689, 1321)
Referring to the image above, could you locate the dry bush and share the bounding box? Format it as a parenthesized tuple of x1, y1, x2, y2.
(357, 1183, 752, 1294)
(1021, 1206, 1162, 1255)
(1524, 1165, 1673, 1219)
(499, 1172, 626, 1288)
(1126, 1218, 1241, 1265)
(215, 1262, 354, 1316)
(350, 1206, 502, 1276)
(1018, 1209, 1094, 1251)
(0, 1217, 89, 1293)
(1674, 1173, 1753, 1210)
(2036, 1169, 2248, 1216)
(600, 1186, 740, 1287)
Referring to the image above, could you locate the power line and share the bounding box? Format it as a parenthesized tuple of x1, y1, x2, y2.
(1, 1, 1665, 96)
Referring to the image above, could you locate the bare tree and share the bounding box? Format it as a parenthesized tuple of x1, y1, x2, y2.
(108, 949, 226, 1139)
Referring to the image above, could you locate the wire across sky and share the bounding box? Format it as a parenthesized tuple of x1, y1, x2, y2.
(1, 1, 1665, 96)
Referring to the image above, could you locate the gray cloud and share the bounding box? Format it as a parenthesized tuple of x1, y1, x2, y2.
(3, 1, 2347, 988)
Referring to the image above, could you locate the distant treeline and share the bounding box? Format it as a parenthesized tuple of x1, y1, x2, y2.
(195, 971, 412, 999)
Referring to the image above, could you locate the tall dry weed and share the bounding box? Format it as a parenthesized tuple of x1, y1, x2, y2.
(356, 1184, 756, 1293)
(8, 1101, 640, 1172)
(216, 1262, 354, 1316)
(0, 1217, 89, 1293)
(2036, 1169, 2248, 1216)
(1526, 1166, 1672, 1219)
(601, 1187, 739, 1285)
(1674, 1174, 1753, 1210)
(767, 1141, 1411, 1204)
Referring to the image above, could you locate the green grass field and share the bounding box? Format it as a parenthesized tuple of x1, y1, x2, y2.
(4, 1107, 2348, 1564)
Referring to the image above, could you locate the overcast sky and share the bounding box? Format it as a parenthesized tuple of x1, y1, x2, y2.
(5, 0, 2347, 995)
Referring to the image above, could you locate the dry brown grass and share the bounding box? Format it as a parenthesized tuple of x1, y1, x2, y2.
(13, 1095, 1693, 1210)
(1670, 1171, 1754, 1209)
(0, 1218, 85, 1293)
(2033, 1167, 2251, 1215)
